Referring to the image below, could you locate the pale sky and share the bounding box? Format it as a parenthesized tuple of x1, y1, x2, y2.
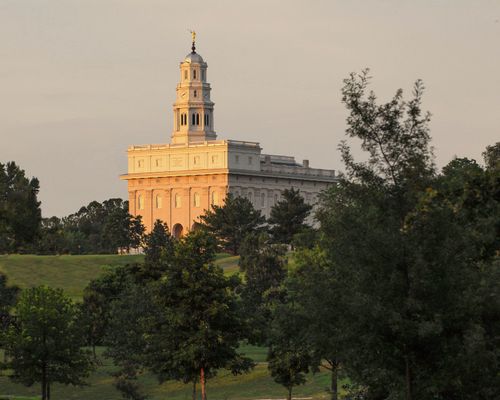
(1, 0, 499, 217)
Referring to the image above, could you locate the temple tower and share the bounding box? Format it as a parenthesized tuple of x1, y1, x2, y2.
(171, 34, 216, 144)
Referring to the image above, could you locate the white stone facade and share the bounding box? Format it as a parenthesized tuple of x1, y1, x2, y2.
(121, 40, 337, 236)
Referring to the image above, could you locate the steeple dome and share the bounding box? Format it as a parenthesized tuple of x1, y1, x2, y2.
(171, 33, 216, 145)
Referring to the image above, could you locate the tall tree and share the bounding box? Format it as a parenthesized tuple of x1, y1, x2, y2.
(268, 188, 312, 246)
(288, 247, 343, 400)
(267, 287, 312, 400)
(3, 286, 94, 400)
(140, 219, 174, 280)
(0, 162, 41, 253)
(199, 194, 265, 255)
(316, 71, 500, 399)
(238, 232, 287, 344)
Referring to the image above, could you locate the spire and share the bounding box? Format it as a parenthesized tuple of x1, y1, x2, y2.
(171, 36, 216, 145)
(190, 30, 196, 53)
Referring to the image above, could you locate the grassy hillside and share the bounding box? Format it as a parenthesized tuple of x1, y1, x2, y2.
(0, 254, 239, 301)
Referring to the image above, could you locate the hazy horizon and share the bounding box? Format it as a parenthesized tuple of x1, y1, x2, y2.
(1, 0, 499, 217)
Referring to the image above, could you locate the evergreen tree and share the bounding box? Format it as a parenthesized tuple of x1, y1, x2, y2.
(141, 219, 174, 280)
(3, 286, 94, 400)
(268, 188, 312, 246)
(199, 194, 265, 255)
(0, 162, 41, 253)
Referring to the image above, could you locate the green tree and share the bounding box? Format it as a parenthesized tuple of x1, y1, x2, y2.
(3, 286, 93, 400)
(483, 141, 500, 170)
(288, 247, 342, 400)
(0, 162, 41, 253)
(140, 219, 174, 280)
(199, 194, 265, 255)
(148, 230, 254, 399)
(239, 232, 287, 344)
(268, 188, 312, 246)
(267, 288, 312, 400)
(316, 71, 500, 399)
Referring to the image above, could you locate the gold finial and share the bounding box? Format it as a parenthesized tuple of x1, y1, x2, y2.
(189, 30, 197, 52)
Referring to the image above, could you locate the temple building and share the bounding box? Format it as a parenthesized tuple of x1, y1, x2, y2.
(121, 36, 337, 237)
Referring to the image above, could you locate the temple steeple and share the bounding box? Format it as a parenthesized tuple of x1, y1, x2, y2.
(171, 34, 216, 144)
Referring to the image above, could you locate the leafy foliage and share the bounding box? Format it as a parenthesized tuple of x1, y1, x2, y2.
(268, 188, 312, 246)
(315, 71, 500, 399)
(2, 286, 94, 400)
(0, 162, 41, 253)
(238, 232, 287, 344)
(198, 194, 265, 255)
(36, 198, 144, 254)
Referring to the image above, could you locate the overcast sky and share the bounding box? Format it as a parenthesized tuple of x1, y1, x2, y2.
(1, 0, 499, 217)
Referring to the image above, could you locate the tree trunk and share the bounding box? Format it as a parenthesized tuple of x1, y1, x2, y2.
(287, 386, 292, 400)
(200, 367, 206, 400)
(47, 381, 51, 400)
(331, 365, 338, 400)
(41, 362, 47, 400)
(192, 380, 197, 400)
(405, 356, 412, 400)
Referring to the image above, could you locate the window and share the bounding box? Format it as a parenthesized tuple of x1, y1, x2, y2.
(202, 70, 205, 80)
(155, 195, 162, 209)
(235, 155, 239, 164)
(247, 192, 253, 203)
(137, 160, 143, 168)
(211, 155, 218, 164)
(184, 70, 187, 80)
(248, 156, 253, 165)
(261, 193, 265, 207)
(194, 90, 197, 97)
(175, 193, 182, 208)
(206, 113, 210, 126)
(196, 113, 200, 125)
(193, 69, 197, 79)
(155, 159, 162, 167)
(192, 113, 196, 125)
(274, 194, 278, 204)
(193, 156, 200, 165)
(138, 194, 144, 210)
(211, 191, 218, 206)
(194, 192, 201, 207)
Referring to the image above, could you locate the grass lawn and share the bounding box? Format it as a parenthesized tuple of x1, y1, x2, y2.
(0, 345, 343, 400)
(0, 254, 240, 302)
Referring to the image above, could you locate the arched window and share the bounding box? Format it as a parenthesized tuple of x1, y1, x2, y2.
(192, 113, 196, 126)
(193, 69, 197, 79)
(194, 90, 197, 98)
(211, 191, 219, 206)
(137, 194, 144, 210)
(175, 193, 182, 208)
(196, 113, 200, 125)
(155, 194, 162, 209)
(206, 113, 209, 126)
(194, 192, 201, 207)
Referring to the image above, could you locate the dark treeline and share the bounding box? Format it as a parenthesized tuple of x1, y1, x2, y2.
(37, 199, 144, 254)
